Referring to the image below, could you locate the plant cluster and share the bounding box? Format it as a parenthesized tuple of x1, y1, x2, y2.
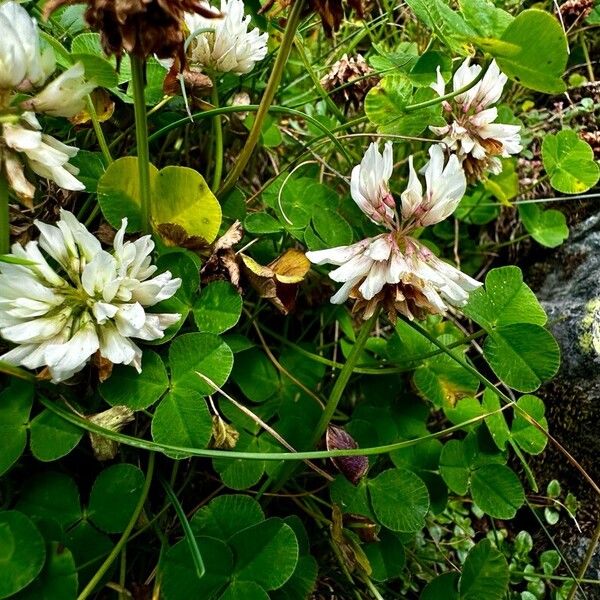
(0, 0, 598, 598)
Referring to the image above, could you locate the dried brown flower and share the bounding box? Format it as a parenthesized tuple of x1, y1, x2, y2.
(44, 0, 220, 61)
(260, 0, 365, 37)
(558, 0, 594, 28)
(200, 220, 243, 289)
(320, 54, 378, 113)
(326, 425, 368, 485)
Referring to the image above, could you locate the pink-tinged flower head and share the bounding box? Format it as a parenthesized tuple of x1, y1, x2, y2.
(430, 59, 522, 179)
(306, 142, 480, 321)
(0, 210, 181, 382)
(350, 141, 396, 228)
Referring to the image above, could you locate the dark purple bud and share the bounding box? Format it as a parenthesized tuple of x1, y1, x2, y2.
(326, 425, 369, 485)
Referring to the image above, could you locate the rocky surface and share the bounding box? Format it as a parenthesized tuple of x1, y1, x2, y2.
(529, 212, 600, 596)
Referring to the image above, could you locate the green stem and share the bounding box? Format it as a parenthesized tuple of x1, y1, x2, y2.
(86, 95, 113, 165)
(40, 394, 509, 461)
(211, 82, 223, 191)
(77, 452, 155, 600)
(311, 310, 380, 447)
(404, 63, 487, 112)
(217, 0, 306, 197)
(511, 571, 600, 586)
(567, 519, 600, 600)
(294, 37, 346, 123)
(0, 173, 9, 254)
(130, 55, 152, 234)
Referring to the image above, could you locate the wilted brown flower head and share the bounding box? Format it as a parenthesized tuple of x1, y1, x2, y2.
(44, 0, 220, 61)
(320, 54, 378, 113)
(326, 425, 368, 485)
(558, 0, 594, 28)
(260, 0, 365, 37)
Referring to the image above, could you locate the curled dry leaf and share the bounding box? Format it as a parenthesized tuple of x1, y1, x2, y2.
(87, 405, 135, 461)
(163, 57, 213, 99)
(239, 248, 310, 314)
(331, 504, 373, 575)
(326, 424, 369, 485)
(210, 414, 240, 449)
(342, 512, 380, 544)
(200, 220, 243, 289)
(70, 88, 115, 125)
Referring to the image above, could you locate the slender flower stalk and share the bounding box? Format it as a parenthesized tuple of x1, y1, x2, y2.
(0, 173, 8, 254)
(211, 82, 224, 190)
(218, 0, 305, 197)
(130, 56, 152, 234)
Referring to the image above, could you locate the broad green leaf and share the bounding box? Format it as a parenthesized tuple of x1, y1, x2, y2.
(365, 75, 443, 135)
(271, 554, 318, 600)
(459, 539, 509, 599)
(71, 54, 117, 88)
(439, 439, 470, 495)
(368, 469, 430, 532)
(193, 281, 242, 334)
(169, 332, 234, 395)
(445, 397, 486, 428)
(542, 130, 599, 194)
(0, 511, 46, 599)
(16, 473, 81, 529)
(478, 10, 568, 93)
(229, 518, 299, 590)
(213, 433, 265, 490)
(330, 476, 374, 520)
(511, 395, 548, 455)
(483, 324, 560, 392)
(409, 51, 452, 87)
(518, 204, 569, 248)
(29, 409, 83, 462)
(482, 159, 519, 205)
(482, 389, 511, 450)
(404, 0, 475, 53)
(98, 159, 222, 242)
(455, 191, 500, 225)
(13, 543, 77, 600)
(245, 212, 283, 235)
(65, 522, 113, 588)
(0, 380, 33, 476)
(153, 166, 222, 243)
(421, 573, 460, 600)
(191, 494, 264, 541)
(309, 208, 353, 249)
(458, 0, 512, 37)
(463, 266, 547, 329)
(161, 537, 233, 600)
(364, 530, 406, 582)
(97, 157, 157, 231)
(414, 352, 479, 409)
(151, 251, 199, 342)
(99, 350, 168, 410)
(220, 581, 269, 600)
(470, 464, 524, 519)
(88, 464, 145, 533)
(68, 151, 105, 193)
(151, 389, 212, 458)
(232, 348, 279, 403)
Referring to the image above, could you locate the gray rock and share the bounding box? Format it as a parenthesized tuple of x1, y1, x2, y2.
(530, 212, 600, 597)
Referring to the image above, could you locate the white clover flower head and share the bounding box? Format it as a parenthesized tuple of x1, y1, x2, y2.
(430, 59, 522, 179)
(0, 210, 182, 382)
(306, 143, 480, 321)
(0, 1, 55, 92)
(23, 62, 96, 118)
(350, 141, 396, 228)
(1, 112, 85, 203)
(185, 0, 268, 75)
